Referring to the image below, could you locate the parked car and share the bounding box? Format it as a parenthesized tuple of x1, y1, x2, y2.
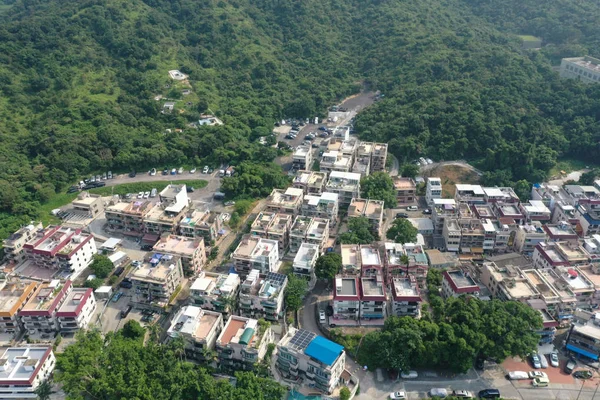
(113, 267, 125, 277)
(121, 305, 133, 319)
(111, 291, 123, 303)
(532, 376, 549, 387)
(406, 205, 418, 211)
(224, 201, 235, 206)
(190, 167, 196, 174)
(528, 371, 548, 379)
(319, 310, 326, 324)
(171, 168, 177, 175)
(96, 175, 101, 181)
(178, 167, 183, 174)
(507, 371, 529, 380)
(396, 213, 409, 219)
(120, 280, 133, 289)
(422, 209, 432, 214)
(451, 390, 473, 398)
(108, 171, 113, 179)
(143, 191, 150, 199)
(539, 353, 548, 369)
(162, 168, 169, 175)
(400, 370, 418, 379)
(426, 158, 433, 164)
(129, 170, 136, 177)
(203, 166, 209, 174)
(125, 193, 132, 199)
(565, 358, 577, 374)
(102, 172, 107, 179)
(574, 370, 593, 379)
(531, 353, 542, 369)
(149, 168, 156, 176)
(186, 186, 195, 193)
(477, 389, 500, 399)
(137, 192, 144, 199)
(389, 392, 406, 400)
(67, 186, 79, 194)
(150, 188, 157, 198)
(550, 352, 559, 367)
(429, 388, 448, 398)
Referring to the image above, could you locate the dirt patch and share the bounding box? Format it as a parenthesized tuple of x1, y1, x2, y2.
(423, 164, 480, 198)
(338, 326, 380, 336)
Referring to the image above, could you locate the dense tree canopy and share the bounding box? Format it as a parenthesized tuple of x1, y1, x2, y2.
(315, 253, 342, 281)
(386, 218, 418, 244)
(89, 254, 113, 279)
(284, 274, 308, 312)
(339, 217, 378, 244)
(360, 172, 397, 208)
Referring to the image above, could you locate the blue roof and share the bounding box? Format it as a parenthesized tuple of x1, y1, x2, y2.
(567, 343, 599, 360)
(304, 336, 344, 366)
(583, 213, 600, 226)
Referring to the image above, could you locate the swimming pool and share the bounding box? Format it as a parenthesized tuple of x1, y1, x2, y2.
(287, 391, 322, 400)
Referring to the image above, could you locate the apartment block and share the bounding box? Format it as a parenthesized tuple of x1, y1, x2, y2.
(371, 143, 387, 172)
(23, 226, 97, 274)
(216, 315, 273, 370)
(333, 275, 360, 321)
(167, 306, 224, 361)
(513, 221, 547, 254)
(292, 170, 328, 195)
(441, 270, 479, 298)
(522, 268, 576, 321)
(384, 242, 429, 287)
(289, 216, 329, 254)
(583, 234, 600, 255)
(442, 218, 462, 252)
(520, 200, 551, 222)
(0, 347, 56, 399)
(359, 245, 383, 275)
(250, 212, 293, 254)
(431, 199, 459, 234)
(426, 177, 442, 206)
(327, 138, 357, 160)
(190, 272, 240, 315)
(19, 280, 72, 334)
(394, 177, 417, 204)
(575, 201, 600, 236)
(292, 146, 313, 171)
(359, 271, 387, 321)
(232, 236, 279, 277)
(0, 282, 39, 336)
(3, 222, 43, 265)
(238, 270, 287, 321)
(492, 203, 525, 225)
(128, 254, 184, 306)
(276, 327, 346, 394)
(347, 198, 384, 238)
(544, 223, 579, 246)
(71, 192, 104, 218)
(391, 277, 421, 318)
(533, 242, 590, 270)
(153, 234, 206, 276)
(179, 208, 222, 243)
(325, 171, 361, 209)
(455, 184, 485, 204)
(293, 243, 319, 278)
(352, 142, 372, 177)
(55, 288, 96, 333)
(560, 56, 600, 84)
(320, 151, 352, 173)
(301, 192, 339, 226)
(144, 185, 189, 235)
(105, 200, 153, 234)
(483, 187, 519, 203)
(265, 188, 304, 215)
(341, 244, 361, 275)
(481, 262, 540, 302)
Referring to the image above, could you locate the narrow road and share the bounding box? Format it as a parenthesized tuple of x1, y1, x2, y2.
(103, 170, 220, 187)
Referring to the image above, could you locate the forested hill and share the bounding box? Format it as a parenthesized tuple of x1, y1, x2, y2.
(0, 0, 600, 238)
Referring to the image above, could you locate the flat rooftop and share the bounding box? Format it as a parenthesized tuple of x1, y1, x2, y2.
(168, 306, 220, 341)
(392, 278, 419, 298)
(0, 283, 38, 317)
(499, 204, 521, 216)
(456, 184, 484, 195)
(268, 188, 303, 206)
(191, 272, 238, 295)
(251, 212, 276, 232)
(107, 200, 152, 214)
(153, 235, 201, 256)
(56, 288, 91, 314)
(293, 146, 310, 158)
(0, 347, 52, 383)
(546, 224, 577, 237)
(360, 246, 381, 265)
(394, 177, 416, 190)
(233, 236, 277, 259)
(341, 245, 360, 267)
(336, 277, 357, 296)
(22, 281, 66, 313)
(448, 270, 477, 288)
(130, 254, 179, 283)
(361, 277, 385, 297)
(294, 243, 319, 264)
(304, 192, 338, 206)
(306, 218, 328, 237)
(219, 316, 258, 346)
(574, 323, 600, 341)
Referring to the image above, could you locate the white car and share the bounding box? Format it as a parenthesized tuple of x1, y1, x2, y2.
(143, 191, 150, 199)
(178, 167, 184, 174)
(508, 371, 529, 380)
(190, 168, 196, 174)
(319, 310, 326, 324)
(149, 168, 156, 176)
(389, 392, 406, 399)
(406, 206, 418, 211)
(401, 370, 418, 379)
(426, 158, 433, 164)
(550, 352, 559, 367)
(452, 390, 473, 398)
(137, 192, 144, 199)
(429, 388, 448, 398)
(529, 371, 548, 379)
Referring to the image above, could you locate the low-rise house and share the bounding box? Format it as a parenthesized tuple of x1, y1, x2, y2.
(265, 188, 304, 215)
(492, 203, 525, 225)
(341, 244, 361, 275)
(276, 327, 346, 394)
(352, 143, 371, 177)
(3, 222, 43, 265)
(408, 218, 434, 236)
(425, 249, 459, 269)
(347, 198, 384, 238)
(320, 151, 352, 173)
(301, 192, 339, 226)
(190, 272, 240, 315)
(481, 262, 540, 302)
(238, 270, 287, 321)
(153, 234, 206, 276)
(0, 347, 56, 399)
(359, 245, 383, 275)
(216, 315, 273, 370)
(129, 254, 184, 306)
(144, 185, 189, 235)
(371, 143, 388, 172)
(332, 275, 360, 321)
(520, 200, 551, 222)
(232, 236, 279, 277)
(385, 242, 429, 287)
(166, 306, 224, 361)
(0, 282, 39, 337)
(71, 192, 104, 219)
(325, 171, 361, 209)
(455, 184, 485, 204)
(574, 200, 600, 237)
(19, 280, 72, 334)
(359, 271, 387, 322)
(292, 146, 313, 171)
(483, 187, 519, 203)
(250, 212, 293, 254)
(394, 177, 417, 205)
(292, 171, 327, 195)
(105, 200, 153, 234)
(55, 287, 96, 333)
(293, 243, 319, 278)
(391, 277, 421, 318)
(289, 216, 329, 255)
(441, 270, 479, 298)
(179, 208, 222, 243)
(543, 223, 581, 246)
(513, 221, 547, 255)
(426, 178, 442, 206)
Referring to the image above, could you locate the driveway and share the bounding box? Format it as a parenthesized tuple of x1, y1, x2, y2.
(102, 169, 221, 187)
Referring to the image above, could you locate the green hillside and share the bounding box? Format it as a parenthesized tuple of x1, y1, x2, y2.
(0, 0, 599, 239)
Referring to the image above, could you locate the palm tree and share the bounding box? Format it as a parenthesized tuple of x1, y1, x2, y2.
(35, 380, 55, 400)
(400, 254, 410, 277)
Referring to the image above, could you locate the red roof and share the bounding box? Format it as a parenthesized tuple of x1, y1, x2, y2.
(55, 288, 93, 318)
(19, 281, 72, 317)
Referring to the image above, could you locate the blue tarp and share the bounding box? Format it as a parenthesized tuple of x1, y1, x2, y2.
(566, 343, 599, 360)
(304, 336, 344, 366)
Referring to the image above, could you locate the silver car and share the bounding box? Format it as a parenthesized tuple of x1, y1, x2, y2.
(550, 352, 559, 368)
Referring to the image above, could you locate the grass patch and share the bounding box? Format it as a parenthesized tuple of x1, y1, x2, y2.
(549, 158, 594, 179)
(87, 180, 208, 196)
(0, 4, 12, 14)
(517, 34, 541, 42)
(39, 192, 80, 225)
(423, 164, 480, 198)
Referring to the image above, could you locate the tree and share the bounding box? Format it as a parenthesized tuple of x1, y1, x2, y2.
(285, 274, 307, 313)
(360, 172, 397, 208)
(579, 169, 599, 186)
(89, 254, 113, 279)
(121, 320, 146, 341)
(401, 163, 419, 179)
(34, 380, 55, 400)
(315, 253, 342, 281)
(340, 386, 351, 400)
(339, 217, 378, 244)
(84, 278, 103, 290)
(386, 218, 418, 244)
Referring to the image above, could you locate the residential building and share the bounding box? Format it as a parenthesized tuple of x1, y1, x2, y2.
(426, 177, 442, 205)
(441, 270, 479, 298)
(166, 306, 224, 361)
(455, 184, 485, 204)
(371, 143, 388, 172)
(23, 226, 96, 274)
(552, 202, 579, 226)
(574, 201, 600, 236)
(520, 200, 551, 222)
(19, 280, 71, 334)
(144, 185, 189, 235)
(250, 212, 293, 254)
(492, 203, 525, 225)
(360, 245, 383, 275)
(481, 262, 540, 302)
(216, 315, 273, 370)
(190, 272, 240, 315)
(289, 216, 329, 254)
(557, 266, 595, 310)
(0, 282, 39, 336)
(565, 310, 600, 362)
(3, 222, 43, 265)
(522, 268, 576, 321)
(394, 177, 417, 204)
(197, 114, 224, 126)
(332, 275, 360, 321)
(276, 328, 346, 394)
(179, 208, 222, 243)
(536, 308, 559, 344)
(560, 56, 600, 84)
(543, 223, 579, 246)
(293, 243, 319, 278)
(325, 171, 361, 209)
(385, 242, 429, 287)
(352, 142, 372, 177)
(327, 138, 357, 160)
(408, 218, 434, 236)
(583, 234, 600, 255)
(105, 200, 153, 234)
(390, 277, 421, 318)
(55, 288, 96, 333)
(482, 187, 519, 203)
(71, 192, 104, 218)
(320, 151, 352, 173)
(265, 188, 304, 215)
(153, 234, 206, 276)
(532, 242, 590, 270)
(425, 249, 459, 269)
(513, 221, 547, 254)
(238, 270, 287, 321)
(341, 244, 361, 275)
(232, 236, 279, 277)
(292, 171, 327, 195)
(359, 271, 387, 321)
(0, 347, 56, 399)
(431, 198, 460, 238)
(347, 198, 384, 238)
(301, 192, 339, 226)
(292, 146, 313, 171)
(128, 254, 184, 306)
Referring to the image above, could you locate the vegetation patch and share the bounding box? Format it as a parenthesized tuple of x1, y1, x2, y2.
(423, 165, 480, 198)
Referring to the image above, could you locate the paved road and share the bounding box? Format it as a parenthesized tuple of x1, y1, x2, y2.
(101, 169, 220, 187)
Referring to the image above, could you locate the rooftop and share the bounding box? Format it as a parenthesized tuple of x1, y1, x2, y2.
(341, 244, 360, 268)
(392, 277, 420, 299)
(0, 347, 52, 384)
(335, 276, 358, 297)
(304, 335, 344, 366)
(293, 243, 319, 265)
(293, 146, 311, 158)
(153, 235, 202, 256)
(167, 306, 221, 341)
(304, 192, 339, 206)
(456, 184, 485, 195)
(361, 275, 385, 297)
(21, 281, 70, 315)
(394, 177, 416, 190)
(190, 272, 239, 296)
(55, 288, 93, 316)
(0, 282, 39, 317)
(446, 270, 477, 289)
(267, 188, 303, 207)
(218, 316, 260, 347)
(233, 236, 278, 259)
(360, 245, 381, 266)
(130, 254, 180, 283)
(408, 218, 434, 232)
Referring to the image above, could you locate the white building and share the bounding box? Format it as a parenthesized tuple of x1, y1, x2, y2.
(325, 171, 361, 209)
(166, 306, 224, 361)
(391, 277, 421, 318)
(560, 56, 600, 84)
(426, 177, 442, 205)
(216, 315, 273, 371)
(2, 222, 43, 265)
(293, 243, 320, 278)
(190, 272, 240, 315)
(55, 288, 96, 333)
(513, 222, 547, 254)
(0, 347, 56, 399)
(232, 236, 279, 277)
(275, 327, 346, 394)
(301, 192, 339, 226)
(239, 270, 287, 321)
(19, 280, 72, 335)
(292, 146, 313, 171)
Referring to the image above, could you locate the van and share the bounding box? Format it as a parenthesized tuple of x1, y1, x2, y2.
(532, 376, 549, 387)
(478, 389, 500, 399)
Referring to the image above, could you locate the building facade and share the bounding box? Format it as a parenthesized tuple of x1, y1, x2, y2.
(55, 288, 96, 333)
(232, 236, 279, 277)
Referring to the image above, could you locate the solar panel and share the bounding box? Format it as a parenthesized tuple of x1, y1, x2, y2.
(266, 272, 287, 286)
(289, 329, 316, 350)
